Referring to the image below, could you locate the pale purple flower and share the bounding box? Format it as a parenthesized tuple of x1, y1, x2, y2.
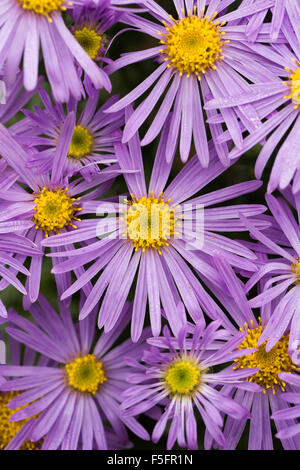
(105, 0, 281, 166)
(121, 312, 257, 450)
(22, 88, 124, 179)
(70, 0, 125, 66)
(42, 109, 266, 341)
(240, 190, 300, 355)
(0, 117, 122, 307)
(205, 30, 300, 194)
(0, 317, 52, 450)
(206, 253, 300, 450)
(69, 0, 134, 95)
(0, 71, 44, 314)
(0, 297, 149, 450)
(0, 0, 111, 102)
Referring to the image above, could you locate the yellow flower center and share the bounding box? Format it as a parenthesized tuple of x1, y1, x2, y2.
(74, 27, 103, 60)
(160, 7, 227, 79)
(234, 321, 298, 394)
(124, 192, 179, 254)
(65, 354, 107, 395)
(291, 258, 300, 283)
(165, 358, 201, 395)
(0, 391, 40, 450)
(33, 187, 81, 237)
(19, 0, 71, 19)
(68, 125, 93, 159)
(285, 62, 300, 109)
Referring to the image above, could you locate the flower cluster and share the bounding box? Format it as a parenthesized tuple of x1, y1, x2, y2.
(0, 0, 299, 451)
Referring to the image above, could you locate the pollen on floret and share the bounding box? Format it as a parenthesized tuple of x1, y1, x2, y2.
(74, 27, 103, 60)
(68, 125, 93, 160)
(123, 191, 181, 255)
(164, 357, 202, 396)
(33, 187, 81, 237)
(234, 319, 298, 394)
(291, 257, 300, 283)
(284, 60, 300, 109)
(0, 391, 42, 450)
(160, 6, 228, 79)
(19, 0, 72, 20)
(65, 354, 107, 395)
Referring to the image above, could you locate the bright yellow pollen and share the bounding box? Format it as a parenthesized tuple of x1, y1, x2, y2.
(234, 320, 298, 394)
(0, 392, 40, 450)
(68, 125, 93, 159)
(19, 0, 71, 19)
(291, 258, 300, 283)
(165, 359, 201, 395)
(284, 61, 300, 109)
(33, 187, 81, 237)
(160, 7, 227, 79)
(124, 191, 179, 255)
(65, 354, 107, 395)
(74, 27, 102, 60)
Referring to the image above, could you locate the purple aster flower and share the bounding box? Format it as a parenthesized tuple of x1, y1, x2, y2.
(206, 253, 300, 450)
(0, 297, 150, 450)
(0, 117, 122, 307)
(272, 373, 300, 441)
(70, 0, 119, 65)
(21, 87, 124, 179)
(69, 0, 136, 94)
(0, 315, 52, 450)
(42, 110, 266, 340)
(0, 0, 111, 103)
(0, 70, 44, 315)
(105, 0, 281, 165)
(239, 191, 300, 355)
(121, 311, 257, 450)
(205, 29, 300, 194)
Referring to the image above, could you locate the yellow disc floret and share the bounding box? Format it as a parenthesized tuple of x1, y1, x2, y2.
(284, 60, 300, 109)
(19, 0, 71, 19)
(160, 6, 227, 79)
(0, 391, 40, 450)
(74, 27, 102, 60)
(124, 191, 179, 254)
(291, 257, 300, 283)
(234, 320, 298, 394)
(165, 358, 201, 395)
(33, 187, 81, 237)
(68, 125, 93, 159)
(65, 354, 107, 395)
